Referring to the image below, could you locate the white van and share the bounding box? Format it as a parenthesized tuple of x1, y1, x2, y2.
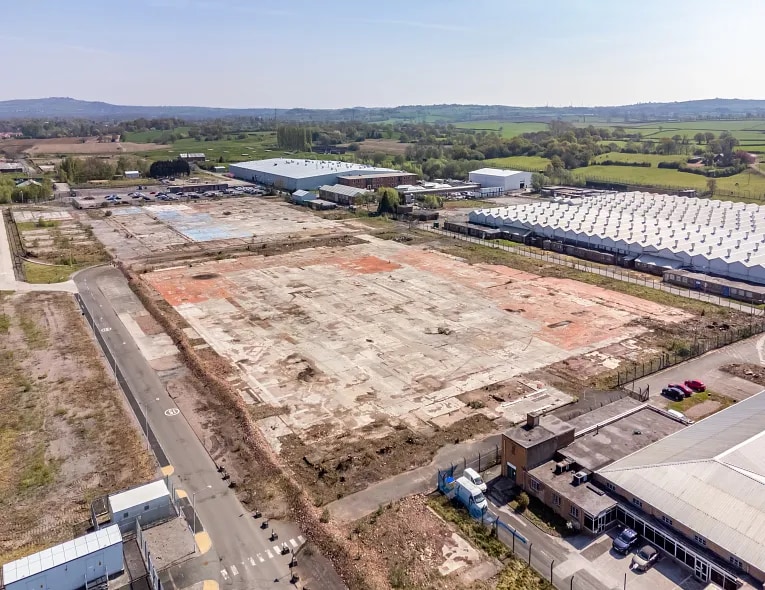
(455, 477, 488, 513)
(463, 467, 487, 492)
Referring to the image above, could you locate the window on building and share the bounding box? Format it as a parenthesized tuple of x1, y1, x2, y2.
(570, 505, 580, 518)
(661, 515, 673, 526)
(123, 512, 129, 518)
(729, 556, 743, 569)
(694, 534, 707, 546)
(552, 493, 561, 506)
(529, 478, 541, 492)
(144, 505, 150, 511)
(631, 497, 643, 508)
(605, 482, 616, 492)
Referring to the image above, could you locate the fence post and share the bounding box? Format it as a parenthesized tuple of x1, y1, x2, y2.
(551, 560, 555, 584)
(478, 451, 482, 473)
(528, 541, 532, 564)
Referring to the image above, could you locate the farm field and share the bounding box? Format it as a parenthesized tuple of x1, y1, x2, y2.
(0, 291, 155, 563)
(454, 120, 550, 137)
(574, 164, 765, 197)
(483, 155, 551, 171)
(591, 152, 690, 165)
(0, 136, 166, 157)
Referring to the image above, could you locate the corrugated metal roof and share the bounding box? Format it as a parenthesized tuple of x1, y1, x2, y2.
(2, 525, 122, 584)
(230, 159, 394, 180)
(109, 479, 170, 514)
(319, 184, 367, 198)
(600, 390, 765, 570)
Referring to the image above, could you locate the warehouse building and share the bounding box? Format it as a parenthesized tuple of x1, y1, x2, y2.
(337, 171, 418, 190)
(468, 168, 532, 192)
(469, 192, 765, 285)
(597, 391, 765, 587)
(2, 525, 123, 590)
(319, 183, 368, 205)
(228, 158, 400, 191)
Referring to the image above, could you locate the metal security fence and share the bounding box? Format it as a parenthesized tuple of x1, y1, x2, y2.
(615, 320, 765, 387)
(434, 446, 500, 485)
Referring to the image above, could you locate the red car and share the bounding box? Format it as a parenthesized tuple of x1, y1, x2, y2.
(685, 379, 706, 392)
(669, 383, 692, 397)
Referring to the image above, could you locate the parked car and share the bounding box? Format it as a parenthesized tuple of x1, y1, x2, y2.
(668, 383, 692, 397)
(685, 379, 706, 392)
(612, 527, 639, 554)
(631, 545, 659, 571)
(662, 387, 685, 402)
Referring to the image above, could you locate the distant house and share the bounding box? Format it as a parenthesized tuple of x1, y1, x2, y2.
(179, 153, 206, 162)
(213, 166, 226, 173)
(124, 170, 140, 179)
(0, 162, 24, 174)
(15, 179, 42, 188)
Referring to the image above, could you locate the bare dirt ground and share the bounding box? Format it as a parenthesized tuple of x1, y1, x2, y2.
(0, 137, 167, 157)
(344, 139, 413, 155)
(0, 292, 155, 564)
(720, 362, 765, 386)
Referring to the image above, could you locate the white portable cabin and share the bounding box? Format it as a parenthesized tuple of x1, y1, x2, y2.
(1, 525, 123, 590)
(108, 479, 175, 533)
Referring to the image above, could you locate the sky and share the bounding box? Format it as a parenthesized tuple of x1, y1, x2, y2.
(2, 0, 764, 109)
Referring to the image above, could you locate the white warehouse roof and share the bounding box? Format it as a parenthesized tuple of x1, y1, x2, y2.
(469, 191, 765, 285)
(599, 390, 765, 573)
(109, 479, 170, 514)
(231, 158, 395, 180)
(2, 525, 122, 585)
(469, 168, 528, 177)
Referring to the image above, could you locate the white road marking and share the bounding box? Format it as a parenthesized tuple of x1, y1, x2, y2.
(249, 557, 256, 566)
(257, 553, 264, 563)
(220, 569, 229, 581)
(290, 538, 298, 548)
(273, 545, 281, 554)
(266, 549, 273, 559)
(230, 565, 239, 576)
(164, 408, 180, 416)
(297, 535, 305, 543)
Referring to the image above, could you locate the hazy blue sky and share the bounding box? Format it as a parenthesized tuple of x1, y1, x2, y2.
(2, 0, 763, 109)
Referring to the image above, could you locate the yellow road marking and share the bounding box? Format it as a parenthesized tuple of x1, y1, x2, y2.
(161, 465, 174, 476)
(195, 531, 212, 555)
(202, 581, 219, 590)
(175, 488, 188, 499)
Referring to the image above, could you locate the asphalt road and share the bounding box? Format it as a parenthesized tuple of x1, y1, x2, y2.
(75, 266, 306, 590)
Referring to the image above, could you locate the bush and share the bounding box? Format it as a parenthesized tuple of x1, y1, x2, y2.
(658, 161, 681, 169)
(319, 508, 330, 523)
(599, 160, 651, 168)
(516, 492, 530, 513)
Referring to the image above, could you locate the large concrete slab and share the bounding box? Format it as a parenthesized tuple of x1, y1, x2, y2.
(144, 236, 686, 446)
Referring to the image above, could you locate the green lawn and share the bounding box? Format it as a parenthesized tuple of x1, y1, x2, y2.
(483, 155, 551, 172)
(668, 390, 734, 416)
(123, 127, 191, 142)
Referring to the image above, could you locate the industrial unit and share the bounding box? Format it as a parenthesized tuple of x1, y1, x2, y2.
(468, 168, 532, 191)
(502, 391, 765, 588)
(319, 183, 368, 205)
(469, 192, 765, 285)
(1, 525, 123, 590)
(337, 171, 418, 190)
(228, 158, 400, 191)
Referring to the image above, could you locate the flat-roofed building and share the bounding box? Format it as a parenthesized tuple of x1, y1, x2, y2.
(319, 183, 368, 205)
(336, 171, 417, 190)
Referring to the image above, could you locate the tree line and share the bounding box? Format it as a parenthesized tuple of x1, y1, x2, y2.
(276, 125, 312, 151)
(148, 159, 191, 178)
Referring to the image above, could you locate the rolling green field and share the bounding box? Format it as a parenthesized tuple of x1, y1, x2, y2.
(141, 131, 282, 163)
(454, 121, 550, 137)
(483, 155, 551, 171)
(574, 165, 765, 198)
(122, 127, 191, 142)
(591, 152, 689, 165)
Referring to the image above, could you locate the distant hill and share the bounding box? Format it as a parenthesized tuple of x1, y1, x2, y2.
(1, 97, 765, 123)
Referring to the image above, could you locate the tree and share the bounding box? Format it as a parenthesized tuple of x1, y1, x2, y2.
(516, 492, 529, 513)
(420, 194, 443, 209)
(376, 187, 400, 215)
(704, 132, 715, 144)
(706, 178, 718, 195)
(694, 132, 705, 145)
(531, 172, 550, 192)
(371, 152, 387, 166)
(148, 159, 191, 178)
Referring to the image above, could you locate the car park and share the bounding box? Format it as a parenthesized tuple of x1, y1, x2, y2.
(685, 379, 705, 392)
(612, 527, 638, 554)
(668, 383, 692, 397)
(630, 545, 659, 572)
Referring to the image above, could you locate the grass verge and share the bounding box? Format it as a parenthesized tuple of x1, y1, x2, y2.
(668, 390, 735, 414)
(23, 261, 75, 284)
(508, 494, 573, 537)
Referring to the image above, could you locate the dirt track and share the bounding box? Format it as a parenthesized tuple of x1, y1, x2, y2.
(0, 136, 167, 156)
